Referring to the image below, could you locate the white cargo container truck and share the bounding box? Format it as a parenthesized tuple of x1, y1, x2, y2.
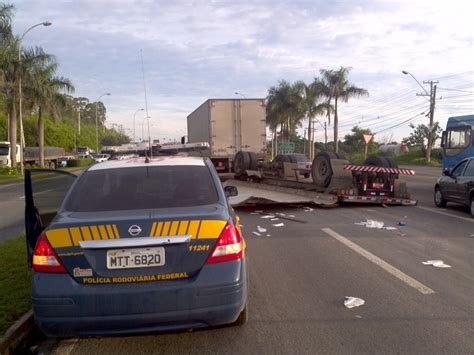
(187, 99, 266, 172)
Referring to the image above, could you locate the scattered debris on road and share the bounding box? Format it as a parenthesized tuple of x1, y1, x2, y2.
(344, 296, 365, 309)
(257, 226, 267, 233)
(422, 260, 452, 268)
(271, 218, 279, 221)
(302, 206, 314, 212)
(260, 215, 275, 219)
(398, 221, 406, 226)
(250, 212, 259, 215)
(355, 219, 398, 231)
(252, 231, 262, 236)
(266, 234, 271, 237)
(255, 210, 263, 213)
(272, 223, 285, 227)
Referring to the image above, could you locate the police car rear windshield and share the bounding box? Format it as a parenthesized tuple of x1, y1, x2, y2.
(65, 166, 219, 211)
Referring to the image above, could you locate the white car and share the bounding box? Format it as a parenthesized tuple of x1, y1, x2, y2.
(94, 154, 111, 163)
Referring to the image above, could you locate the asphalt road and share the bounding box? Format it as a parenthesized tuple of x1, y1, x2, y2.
(26, 165, 473, 354)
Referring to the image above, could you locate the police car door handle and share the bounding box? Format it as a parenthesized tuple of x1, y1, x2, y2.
(79, 235, 191, 249)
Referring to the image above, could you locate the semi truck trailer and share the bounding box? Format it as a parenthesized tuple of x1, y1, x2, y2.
(187, 99, 267, 172)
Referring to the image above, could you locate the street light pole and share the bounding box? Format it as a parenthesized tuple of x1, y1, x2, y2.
(95, 93, 110, 153)
(234, 92, 247, 98)
(133, 108, 144, 142)
(401, 70, 428, 94)
(17, 21, 52, 175)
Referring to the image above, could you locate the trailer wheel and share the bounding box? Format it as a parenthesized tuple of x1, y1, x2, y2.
(248, 152, 259, 171)
(233, 151, 251, 177)
(363, 156, 390, 167)
(384, 157, 398, 168)
(312, 152, 335, 188)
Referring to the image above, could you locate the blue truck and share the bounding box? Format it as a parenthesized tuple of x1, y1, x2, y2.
(441, 115, 474, 170)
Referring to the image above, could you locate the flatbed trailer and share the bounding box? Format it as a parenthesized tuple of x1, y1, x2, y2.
(228, 151, 417, 207)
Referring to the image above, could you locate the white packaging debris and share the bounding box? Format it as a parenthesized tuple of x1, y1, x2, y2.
(344, 297, 365, 309)
(288, 215, 295, 218)
(270, 218, 279, 221)
(355, 220, 385, 229)
(252, 231, 261, 236)
(260, 215, 276, 219)
(272, 223, 285, 227)
(422, 260, 452, 268)
(302, 207, 314, 212)
(255, 210, 263, 213)
(250, 212, 259, 215)
(266, 234, 271, 237)
(384, 227, 398, 231)
(257, 226, 267, 233)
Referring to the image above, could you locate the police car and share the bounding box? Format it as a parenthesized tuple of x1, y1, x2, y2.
(24, 156, 248, 336)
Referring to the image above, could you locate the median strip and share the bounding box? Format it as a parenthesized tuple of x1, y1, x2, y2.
(321, 228, 435, 295)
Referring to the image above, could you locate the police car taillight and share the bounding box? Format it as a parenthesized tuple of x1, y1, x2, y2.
(32, 234, 67, 273)
(206, 223, 243, 264)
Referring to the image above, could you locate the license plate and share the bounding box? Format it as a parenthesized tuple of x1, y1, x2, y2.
(372, 182, 385, 189)
(107, 247, 165, 269)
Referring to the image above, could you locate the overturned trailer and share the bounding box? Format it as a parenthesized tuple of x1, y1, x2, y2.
(227, 151, 416, 206)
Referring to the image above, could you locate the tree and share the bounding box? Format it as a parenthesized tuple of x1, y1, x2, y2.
(403, 122, 442, 154)
(294, 80, 332, 160)
(24, 46, 74, 166)
(0, 3, 18, 165)
(316, 67, 368, 153)
(266, 80, 304, 157)
(343, 125, 376, 153)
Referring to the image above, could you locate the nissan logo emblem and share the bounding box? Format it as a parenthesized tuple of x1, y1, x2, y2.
(128, 225, 142, 237)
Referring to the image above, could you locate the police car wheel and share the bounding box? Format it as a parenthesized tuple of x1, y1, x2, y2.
(470, 196, 474, 218)
(234, 304, 248, 326)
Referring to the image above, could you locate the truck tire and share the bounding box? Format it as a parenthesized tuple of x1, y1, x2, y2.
(384, 157, 398, 168)
(233, 151, 251, 177)
(312, 152, 335, 188)
(247, 152, 259, 171)
(363, 156, 390, 167)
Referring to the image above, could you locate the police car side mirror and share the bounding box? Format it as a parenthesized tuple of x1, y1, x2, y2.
(224, 185, 238, 198)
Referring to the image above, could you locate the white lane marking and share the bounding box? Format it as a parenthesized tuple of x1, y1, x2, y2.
(322, 228, 435, 295)
(417, 206, 474, 223)
(19, 189, 54, 200)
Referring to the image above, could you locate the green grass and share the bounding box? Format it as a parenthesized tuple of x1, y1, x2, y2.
(0, 166, 86, 185)
(0, 236, 32, 335)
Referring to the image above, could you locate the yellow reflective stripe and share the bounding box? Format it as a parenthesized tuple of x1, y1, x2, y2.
(161, 222, 171, 236)
(155, 222, 163, 236)
(169, 221, 179, 236)
(187, 220, 200, 239)
(46, 228, 72, 248)
(106, 225, 115, 239)
(90, 226, 101, 240)
(80, 226, 92, 241)
(198, 220, 226, 239)
(69, 227, 82, 246)
(113, 224, 120, 239)
(178, 220, 189, 236)
(98, 225, 108, 240)
(150, 223, 157, 237)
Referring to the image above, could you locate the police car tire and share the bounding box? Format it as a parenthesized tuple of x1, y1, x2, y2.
(470, 196, 474, 218)
(234, 304, 248, 325)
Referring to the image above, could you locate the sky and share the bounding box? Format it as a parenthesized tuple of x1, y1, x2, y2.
(13, 0, 474, 144)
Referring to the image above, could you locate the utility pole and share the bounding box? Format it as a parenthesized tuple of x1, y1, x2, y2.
(416, 80, 438, 162)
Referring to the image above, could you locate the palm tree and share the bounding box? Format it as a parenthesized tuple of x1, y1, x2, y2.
(294, 81, 333, 160)
(317, 67, 369, 153)
(0, 3, 18, 165)
(24, 47, 74, 166)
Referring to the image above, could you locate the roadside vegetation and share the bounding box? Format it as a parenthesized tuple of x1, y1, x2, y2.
(0, 3, 129, 169)
(265, 68, 443, 165)
(0, 236, 31, 335)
